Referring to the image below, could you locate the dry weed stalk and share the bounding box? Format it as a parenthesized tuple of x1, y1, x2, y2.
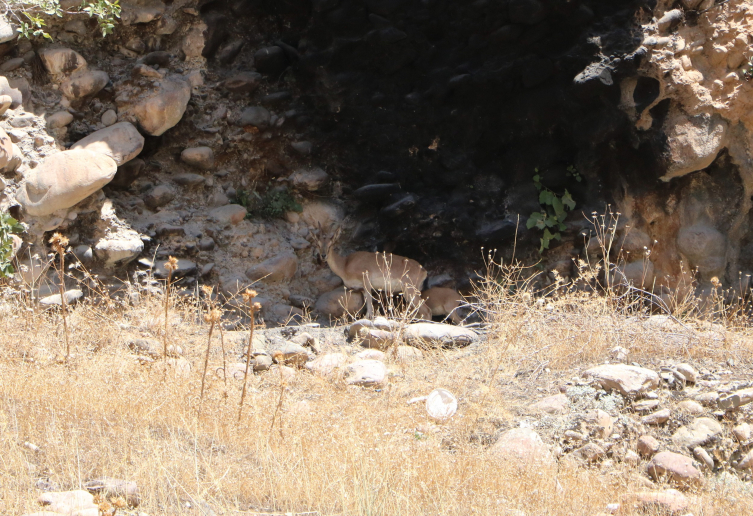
(162, 256, 178, 360)
(49, 233, 70, 360)
(269, 364, 286, 440)
(200, 307, 222, 408)
(238, 289, 261, 422)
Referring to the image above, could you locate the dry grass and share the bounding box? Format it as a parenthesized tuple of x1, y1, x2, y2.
(1, 258, 753, 515)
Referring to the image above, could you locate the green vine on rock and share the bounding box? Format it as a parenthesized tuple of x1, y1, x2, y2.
(8, 0, 121, 39)
(526, 168, 576, 254)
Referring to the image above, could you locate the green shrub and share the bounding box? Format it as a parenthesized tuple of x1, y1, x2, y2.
(526, 169, 577, 254)
(0, 212, 23, 278)
(11, 0, 121, 39)
(233, 187, 302, 220)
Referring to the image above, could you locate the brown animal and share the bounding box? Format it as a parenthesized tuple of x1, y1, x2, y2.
(418, 287, 464, 324)
(315, 225, 427, 319)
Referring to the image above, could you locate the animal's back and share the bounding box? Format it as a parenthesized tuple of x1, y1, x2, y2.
(343, 251, 425, 291)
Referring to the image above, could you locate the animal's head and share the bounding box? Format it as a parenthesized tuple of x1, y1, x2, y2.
(313, 223, 341, 263)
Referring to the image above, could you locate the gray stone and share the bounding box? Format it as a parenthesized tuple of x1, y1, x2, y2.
(223, 72, 261, 93)
(346, 359, 387, 387)
(61, 70, 109, 99)
(208, 204, 247, 225)
(173, 173, 205, 187)
(101, 109, 118, 126)
(403, 322, 478, 347)
(144, 184, 175, 210)
(94, 232, 144, 266)
(46, 111, 74, 129)
(133, 76, 191, 136)
(672, 417, 722, 448)
(582, 364, 659, 396)
(236, 106, 270, 128)
(154, 258, 197, 279)
(254, 46, 287, 76)
(676, 225, 726, 281)
(288, 167, 328, 191)
(0, 57, 24, 72)
(315, 287, 365, 318)
(245, 254, 297, 283)
(40, 289, 84, 306)
(181, 146, 214, 169)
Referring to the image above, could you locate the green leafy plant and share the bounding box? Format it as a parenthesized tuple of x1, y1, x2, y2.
(233, 187, 302, 220)
(11, 0, 121, 39)
(0, 212, 23, 278)
(526, 169, 576, 254)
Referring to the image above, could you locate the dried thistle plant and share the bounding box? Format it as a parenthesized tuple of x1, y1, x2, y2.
(162, 256, 179, 360)
(200, 307, 222, 407)
(49, 233, 70, 360)
(238, 289, 260, 422)
(202, 285, 227, 385)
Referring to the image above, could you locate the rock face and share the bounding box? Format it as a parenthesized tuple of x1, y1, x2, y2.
(132, 77, 191, 135)
(583, 364, 659, 396)
(17, 150, 117, 216)
(71, 122, 144, 166)
(245, 254, 298, 283)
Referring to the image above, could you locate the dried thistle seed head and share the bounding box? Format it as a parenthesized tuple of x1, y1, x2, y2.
(204, 308, 222, 323)
(201, 285, 213, 296)
(252, 302, 261, 311)
(164, 256, 179, 272)
(242, 289, 258, 302)
(49, 233, 69, 253)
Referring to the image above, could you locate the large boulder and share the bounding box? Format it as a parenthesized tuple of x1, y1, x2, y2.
(94, 231, 144, 266)
(672, 417, 722, 449)
(71, 122, 144, 166)
(38, 47, 87, 75)
(133, 77, 191, 136)
(676, 225, 726, 281)
(60, 69, 109, 99)
(346, 359, 387, 387)
(246, 254, 297, 283)
(647, 451, 703, 488)
(403, 322, 478, 347)
(17, 149, 117, 216)
(0, 127, 11, 170)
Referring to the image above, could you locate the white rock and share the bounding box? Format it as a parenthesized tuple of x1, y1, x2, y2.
(17, 149, 117, 216)
(426, 388, 457, 420)
(133, 76, 191, 136)
(672, 417, 722, 448)
(71, 122, 144, 166)
(101, 109, 118, 126)
(490, 427, 554, 467)
(583, 364, 660, 396)
(208, 204, 246, 225)
(346, 359, 387, 387)
(403, 322, 478, 347)
(94, 231, 144, 266)
(305, 352, 347, 376)
(46, 110, 74, 129)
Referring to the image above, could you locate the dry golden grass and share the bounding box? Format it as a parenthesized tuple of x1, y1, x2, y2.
(1, 265, 753, 515)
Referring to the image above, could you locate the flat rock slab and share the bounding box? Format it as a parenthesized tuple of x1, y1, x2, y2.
(305, 352, 347, 376)
(403, 322, 477, 347)
(628, 489, 688, 514)
(582, 364, 659, 396)
(347, 317, 400, 338)
(529, 393, 569, 414)
(647, 451, 702, 488)
(490, 427, 554, 467)
(672, 417, 722, 448)
(209, 204, 247, 225)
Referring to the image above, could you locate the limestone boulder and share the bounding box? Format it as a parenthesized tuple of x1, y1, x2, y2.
(38, 47, 87, 75)
(46, 111, 74, 129)
(133, 77, 191, 136)
(676, 225, 726, 280)
(315, 287, 365, 318)
(38, 490, 97, 515)
(181, 146, 214, 169)
(582, 364, 659, 396)
(289, 167, 329, 191)
(0, 76, 23, 108)
(60, 69, 109, 99)
(346, 359, 387, 387)
(661, 110, 727, 181)
(71, 122, 144, 166)
(246, 254, 297, 283)
(647, 451, 703, 488)
(17, 150, 117, 217)
(0, 126, 11, 169)
(306, 352, 347, 376)
(672, 417, 722, 448)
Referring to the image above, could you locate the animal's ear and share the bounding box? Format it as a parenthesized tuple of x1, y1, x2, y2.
(332, 226, 342, 242)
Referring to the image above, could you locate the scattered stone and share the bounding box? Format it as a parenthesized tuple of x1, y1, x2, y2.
(585, 409, 614, 439)
(315, 287, 365, 318)
(10, 112, 34, 127)
(181, 146, 214, 169)
(346, 359, 387, 387)
(356, 349, 385, 360)
(40, 289, 84, 306)
(693, 446, 714, 470)
(719, 387, 753, 410)
(291, 141, 313, 155)
(17, 149, 117, 217)
(426, 388, 457, 420)
(245, 254, 298, 283)
(289, 167, 329, 191)
(573, 442, 606, 463)
(236, 106, 270, 128)
(127, 338, 161, 358)
(208, 204, 247, 225)
(675, 363, 698, 384)
(646, 451, 702, 488)
(224, 72, 262, 93)
(637, 435, 660, 457)
(403, 322, 477, 347)
(254, 46, 287, 76)
(490, 427, 554, 467)
(144, 184, 176, 210)
(39, 47, 87, 75)
(101, 109, 118, 126)
(46, 110, 74, 129)
(672, 417, 722, 448)
(305, 352, 347, 375)
(173, 173, 205, 187)
(642, 408, 671, 425)
(71, 122, 145, 166)
(94, 232, 144, 266)
(0, 94, 11, 116)
(253, 354, 273, 371)
(583, 364, 660, 396)
(633, 399, 660, 412)
(133, 76, 191, 136)
(61, 69, 109, 99)
(530, 393, 569, 414)
(628, 490, 688, 514)
(111, 158, 145, 188)
(695, 392, 719, 406)
(677, 399, 704, 415)
(733, 422, 752, 442)
(0, 57, 23, 72)
(154, 258, 196, 279)
(347, 317, 400, 338)
(270, 342, 311, 367)
(624, 450, 640, 466)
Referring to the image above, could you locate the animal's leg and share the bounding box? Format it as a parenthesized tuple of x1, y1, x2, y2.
(363, 288, 374, 319)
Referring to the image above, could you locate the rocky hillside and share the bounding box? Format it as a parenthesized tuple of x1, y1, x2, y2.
(2, 0, 752, 316)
